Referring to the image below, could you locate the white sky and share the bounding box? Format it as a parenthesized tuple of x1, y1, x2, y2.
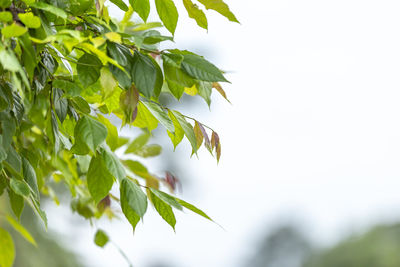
(48, 0, 400, 266)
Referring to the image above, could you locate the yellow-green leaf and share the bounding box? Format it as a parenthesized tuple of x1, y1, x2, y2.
(6, 215, 37, 246)
(18, 12, 41, 28)
(183, 0, 208, 29)
(1, 23, 27, 38)
(0, 228, 14, 267)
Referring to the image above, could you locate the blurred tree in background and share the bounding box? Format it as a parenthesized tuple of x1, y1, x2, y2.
(245, 223, 400, 267)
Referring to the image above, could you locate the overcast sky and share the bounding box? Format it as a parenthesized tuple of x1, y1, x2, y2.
(49, 0, 400, 266)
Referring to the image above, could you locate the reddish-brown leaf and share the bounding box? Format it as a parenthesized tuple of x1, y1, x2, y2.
(212, 82, 230, 103)
(198, 122, 211, 152)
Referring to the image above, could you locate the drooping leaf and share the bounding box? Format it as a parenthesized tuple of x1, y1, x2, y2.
(155, 0, 179, 35)
(198, 0, 239, 23)
(77, 53, 103, 87)
(193, 121, 204, 149)
(129, 0, 150, 22)
(213, 82, 230, 102)
(132, 102, 159, 131)
(119, 86, 139, 125)
(167, 110, 184, 149)
(8, 189, 24, 220)
(110, 0, 129, 11)
(125, 132, 150, 154)
(149, 188, 182, 210)
(149, 189, 176, 230)
(0, 228, 15, 267)
(182, 0, 208, 29)
(170, 110, 197, 154)
(142, 101, 174, 133)
(87, 154, 114, 203)
(120, 178, 147, 217)
(10, 179, 30, 197)
(100, 148, 126, 182)
(97, 114, 119, 151)
(53, 88, 68, 123)
(122, 160, 149, 178)
(6, 215, 37, 246)
(175, 197, 213, 221)
(22, 157, 39, 200)
(181, 54, 229, 82)
(131, 52, 163, 98)
(74, 115, 108, 153)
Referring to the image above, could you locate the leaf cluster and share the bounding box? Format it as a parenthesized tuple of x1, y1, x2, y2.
(0, 0, 236, 265)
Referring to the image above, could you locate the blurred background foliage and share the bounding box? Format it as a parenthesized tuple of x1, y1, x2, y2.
(244, 222, 400, 267)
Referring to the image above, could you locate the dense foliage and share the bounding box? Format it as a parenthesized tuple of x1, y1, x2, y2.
(0, 0, 237, 265)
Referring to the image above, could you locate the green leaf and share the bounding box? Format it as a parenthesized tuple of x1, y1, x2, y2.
(142, 30, 174, 45)
(6, 215, 36, 246)
(170, 110, 198, 153)
(5, 147, 22, 174)
(167, 110, 184, 149)
(133, 144, 162, 157)
(142, 101, 174, 133)
(132, 102, 159, 131)
(119, 86, 139, 125)
(18, 12, 41, 28)
(0, 228, 15, 267)
(122, 160, 149, 177)
(131, 52, 163, 98)
(120, 178, 147, 217)
(163, 58, 195, 99)
(162, 53, 184, 68)
(0, 47, 21, 72)
(0, 11, 12, 22)
(53, 80, 82, 97)
(198, 0, 239, 23)
(8, 189, 24, 220)
(18, 33, 37, 82)
(53, 88, 68, 123)
(100, 68, 118, 100)
(197, 80, 212, 107)
(110, 0, 129, 11)
(10, 179, 30, 197)
(155, 0, 179, 35)
(94, 229, 109, 247)
(70, 96, 91, 114)
(181, 54, 229, 82)
(22, 157, 39, 200)
(77, 53, 103, 87)
(97, 114, 119, 151)
(31, 2, 68, 19)
(74, 115, 108, 153)
(129, 0, 150, 22)
(149, 189, 176, 230)
(87, 155, 114, 203)
(183, 0, 208, 29)
(1, 23, 27, 38)
(125, 132, 150, 154)
(100, 148, 126, 182)
(149, 188, 182, 210)
(175, 197, 213, 221)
